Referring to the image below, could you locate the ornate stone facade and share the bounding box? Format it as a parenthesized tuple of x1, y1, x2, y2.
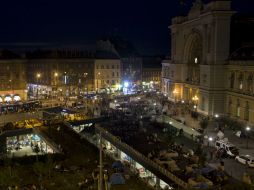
(162, 0, 254, 121)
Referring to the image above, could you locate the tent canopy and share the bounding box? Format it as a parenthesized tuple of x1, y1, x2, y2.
(110, 173, 125, 185)
(112, 160, 124, 169)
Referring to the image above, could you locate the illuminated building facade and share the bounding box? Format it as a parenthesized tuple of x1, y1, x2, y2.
(0, 50, 27, 102)
(26, 49, 95, 98)
(162, 0, 254, 124)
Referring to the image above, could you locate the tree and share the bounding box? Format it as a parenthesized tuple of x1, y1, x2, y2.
(45, 155, 55, 179)
(0, 167, 19, 188)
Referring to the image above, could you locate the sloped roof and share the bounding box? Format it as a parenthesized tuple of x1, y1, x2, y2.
(0, 49, 20, 59)
(95, 50, 119, 59)
(230, 46, 254, 60)
(26, 49, 95, 59)
(100, 36, 140, 57)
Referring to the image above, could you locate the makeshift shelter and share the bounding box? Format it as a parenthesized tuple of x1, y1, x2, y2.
(112, 161, 124, 169)
(110, 173, 125, 185)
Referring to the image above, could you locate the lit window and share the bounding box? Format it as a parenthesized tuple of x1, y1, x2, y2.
(239, 82, 243, 90)
(195, 57, 198, 64)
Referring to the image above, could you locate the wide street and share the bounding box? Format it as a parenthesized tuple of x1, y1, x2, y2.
(0, 112, 39, 126)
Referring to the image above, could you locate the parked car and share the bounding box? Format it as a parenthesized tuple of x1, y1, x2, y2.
(235, 155, 254, 167)
(215, 140, 239, 157)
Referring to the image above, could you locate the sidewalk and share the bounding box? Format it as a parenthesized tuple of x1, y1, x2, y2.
(157, 115, 202, 139)
(173, 113, 200, 129)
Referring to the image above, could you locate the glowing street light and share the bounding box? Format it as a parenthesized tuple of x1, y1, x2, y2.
(36, 73, 41, 79)
(97, 72, 101, 93)
(124, 81, 129, 88)
(36, 73, 41, 99)
(192, 95, 199, 111)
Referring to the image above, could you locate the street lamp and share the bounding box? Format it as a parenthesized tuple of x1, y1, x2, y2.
(83, 72, 89, 113)
(9, 79, 13, 94)
(54, 72, 58, 91)
(246, 126, 251, 149)
(192, 95, 199, 111)
(84, 73, 88, 94)
(97, 72, 101, 94)
(208, 137, 213, 147)
(52, 72, 59, 106)
(36, 73, 41, 99)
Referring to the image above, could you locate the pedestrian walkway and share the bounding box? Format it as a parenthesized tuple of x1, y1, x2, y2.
(157, 115, 202, 140)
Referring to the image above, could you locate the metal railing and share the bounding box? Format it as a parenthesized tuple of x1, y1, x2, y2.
(95, 126, 189, 189)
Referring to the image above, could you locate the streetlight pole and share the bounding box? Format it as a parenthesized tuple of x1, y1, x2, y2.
(97, 72, 100, 94)
(52, 72, 58, 107)
(9, 79, 13, 95)
(99, 131, 103, 190)
(84, 73, 88, 113)
(192, 95, 199, 112)
(36, 73, 41, 100)
(246, 126, 250, 149)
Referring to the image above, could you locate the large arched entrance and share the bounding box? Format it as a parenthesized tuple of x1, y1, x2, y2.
(184, 32, 202, 85)
(182, 31, 203, 104)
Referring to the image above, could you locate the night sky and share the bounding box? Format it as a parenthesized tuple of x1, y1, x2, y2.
(0, 0, 254, 55)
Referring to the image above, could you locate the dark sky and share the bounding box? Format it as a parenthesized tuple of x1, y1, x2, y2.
(0, 0, 254, 55)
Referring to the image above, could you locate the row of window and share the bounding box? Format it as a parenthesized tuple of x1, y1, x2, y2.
(230, 72, 253, 92)
(96, 64, 119, 70)
(100, 80, 119, 85)
(162, 67, 174, 78)
(228, 98, 250, 121)
(97, 72, 119, 78)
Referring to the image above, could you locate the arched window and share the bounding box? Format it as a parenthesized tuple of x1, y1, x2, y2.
(247, 74, 253, 93)
(230, 72, 235, 89)
(244, 101, 249, 121)
(238, 73, 243, 90)
(185, 32, 202, 84)
(236, 99, 240, 117)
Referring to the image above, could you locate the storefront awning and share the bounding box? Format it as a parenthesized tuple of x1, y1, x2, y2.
(13, 95, 21, 101)
(4, 95, 12, 102)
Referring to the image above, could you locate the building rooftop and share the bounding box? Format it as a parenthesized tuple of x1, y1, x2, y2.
(230, 46, 254, 61)
(0, 49, 21, 59)
(25, 49, 95, 59)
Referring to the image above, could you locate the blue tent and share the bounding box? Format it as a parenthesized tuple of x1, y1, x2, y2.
(112, 161, 124, 169)
(200, 166, 214, 175)
(110, 173, 125, 185)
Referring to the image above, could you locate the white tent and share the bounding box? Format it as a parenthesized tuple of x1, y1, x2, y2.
(217, 130, 224, 140)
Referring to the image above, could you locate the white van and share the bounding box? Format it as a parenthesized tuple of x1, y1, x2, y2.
(215, 140, 239, 157)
